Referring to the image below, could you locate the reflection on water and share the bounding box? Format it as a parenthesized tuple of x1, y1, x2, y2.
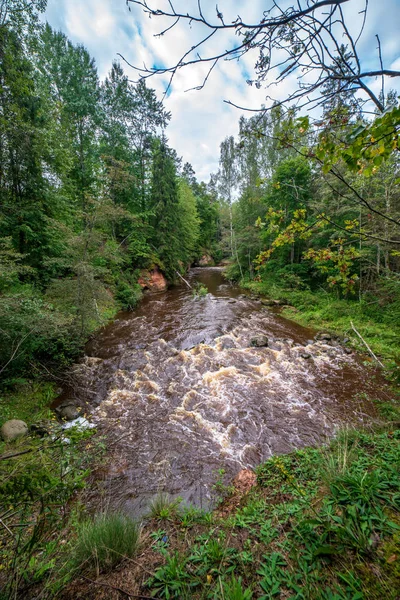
(73, 268, 391, 516)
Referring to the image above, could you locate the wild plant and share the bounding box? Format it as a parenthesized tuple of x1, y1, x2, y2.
(71, 512, 140, 574)
(148, 493, 182, 521)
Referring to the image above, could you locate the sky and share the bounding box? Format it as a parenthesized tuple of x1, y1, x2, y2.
(43, 0, 400, 183)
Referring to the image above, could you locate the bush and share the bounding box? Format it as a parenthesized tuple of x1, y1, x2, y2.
(72, 512, 140, 573)
(223, 262, 243, 281)
(116, 279, 143, 310)
(192, 282, 208, 299)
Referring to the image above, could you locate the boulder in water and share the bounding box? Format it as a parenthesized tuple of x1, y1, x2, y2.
(250, 335, 269, 348)
(218, 336, 236, 350)
(1, 419, 28, 441)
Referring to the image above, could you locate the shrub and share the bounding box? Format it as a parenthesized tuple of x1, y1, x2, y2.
(72, 512, 140, 573)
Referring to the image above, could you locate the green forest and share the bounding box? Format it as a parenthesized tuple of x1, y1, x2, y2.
(1, 0, 400, 598)
(214, 97, 400, 367)
(0, 0, 219, 388)
(0, 0, 399, 389)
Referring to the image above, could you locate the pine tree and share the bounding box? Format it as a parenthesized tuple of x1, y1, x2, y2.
(150, 137, 181, 278)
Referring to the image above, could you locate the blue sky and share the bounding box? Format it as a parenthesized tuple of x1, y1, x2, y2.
(43, 0, 400, 183)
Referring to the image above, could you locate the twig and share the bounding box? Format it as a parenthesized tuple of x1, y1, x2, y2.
(0, 447, 39, 461)
(350, 321, 385, 368)
(175, 270, 192, 289)
(0, 517, 15, 537)
(81, 576, 160, 599)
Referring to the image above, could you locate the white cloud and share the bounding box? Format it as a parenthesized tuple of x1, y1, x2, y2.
(44, 0, 400, 182)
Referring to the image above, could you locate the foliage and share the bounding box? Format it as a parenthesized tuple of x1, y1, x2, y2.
(192, 282, 208, 299)
(304, 240, 360, 295)
(149, 493, 183, 521)
(0, 4, 210, 387)
(71, 512, 140, 573)
(244, 278, 400, 365)
(141, 428, 400, 600)
(0, 423, 104, 599)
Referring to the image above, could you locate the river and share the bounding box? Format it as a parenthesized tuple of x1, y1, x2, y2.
(69, 267, 391, 516)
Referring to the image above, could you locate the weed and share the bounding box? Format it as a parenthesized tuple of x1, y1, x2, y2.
(180, 505, 211, 527)
(148, 493, 183, 521)
(71, 512, 140, 574)
(212, 468, 235, 505)
(146, 552, 196, 599)
(214, 575, 253, 599)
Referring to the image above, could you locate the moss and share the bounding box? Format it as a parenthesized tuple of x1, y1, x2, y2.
(0, 381, 57, 426)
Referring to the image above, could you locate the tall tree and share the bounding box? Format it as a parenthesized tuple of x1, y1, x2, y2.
(150, 136, 181, 278)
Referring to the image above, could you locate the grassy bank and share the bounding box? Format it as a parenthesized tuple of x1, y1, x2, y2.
(3, 421, 399, 599)
(25, 425, 396, 600)
(0, 391, 106, 599)
(242, 279, 400, 372)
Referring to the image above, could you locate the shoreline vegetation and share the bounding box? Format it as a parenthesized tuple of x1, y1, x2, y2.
(1, 1, 399, 597)
(241, 277, 400, 373)
(1, 266, 399, 599)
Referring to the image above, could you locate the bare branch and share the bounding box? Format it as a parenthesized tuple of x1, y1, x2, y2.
(125, 0, 398, 115)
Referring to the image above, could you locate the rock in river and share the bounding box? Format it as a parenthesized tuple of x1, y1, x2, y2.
(250, 335, 269, 347)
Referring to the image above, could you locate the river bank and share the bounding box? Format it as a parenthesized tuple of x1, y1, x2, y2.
(242, 279, 400, 374)
(1, 267, 399, 598)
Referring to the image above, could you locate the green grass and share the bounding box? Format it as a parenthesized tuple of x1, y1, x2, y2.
(0, 381, 57, 427)
(71, 512, 140, 574)
(141, 427, 400, 600)
(149, 493, 183, 521)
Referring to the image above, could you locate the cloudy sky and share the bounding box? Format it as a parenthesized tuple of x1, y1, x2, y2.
(43, 0, 400, 183)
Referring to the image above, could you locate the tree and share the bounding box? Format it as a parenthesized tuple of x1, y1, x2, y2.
(150, 136, 181, 277)
(218, 136, 237, 258)
(0, 22, 52, 269)
(37, 26, 100, 215)
(177, 179, 200, 266)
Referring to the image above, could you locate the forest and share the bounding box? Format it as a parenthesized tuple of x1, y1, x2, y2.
(0, 0, 219, 388)
(1, 1, 400, 599)
(212, 96, 400, 366)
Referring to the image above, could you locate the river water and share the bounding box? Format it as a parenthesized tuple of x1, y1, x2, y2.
(71, 267, 390, 516)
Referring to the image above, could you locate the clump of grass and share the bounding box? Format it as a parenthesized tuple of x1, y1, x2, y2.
(72, 512, 140, 574)
(219, 575, 253, 599)
(149, 493, 182, 521)
(322, 427, 358, 482)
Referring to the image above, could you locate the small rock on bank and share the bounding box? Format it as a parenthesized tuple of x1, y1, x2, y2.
(55, 402, 79, 421)
(1, 419, 28, 442)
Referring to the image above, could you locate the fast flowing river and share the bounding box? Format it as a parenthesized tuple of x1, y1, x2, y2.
(70, 267, 391, 516)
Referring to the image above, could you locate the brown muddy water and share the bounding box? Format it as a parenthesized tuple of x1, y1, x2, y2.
(69, 267, 392, 516)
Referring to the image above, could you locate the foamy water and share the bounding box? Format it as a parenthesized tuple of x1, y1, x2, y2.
(67, 268, 389, 516)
